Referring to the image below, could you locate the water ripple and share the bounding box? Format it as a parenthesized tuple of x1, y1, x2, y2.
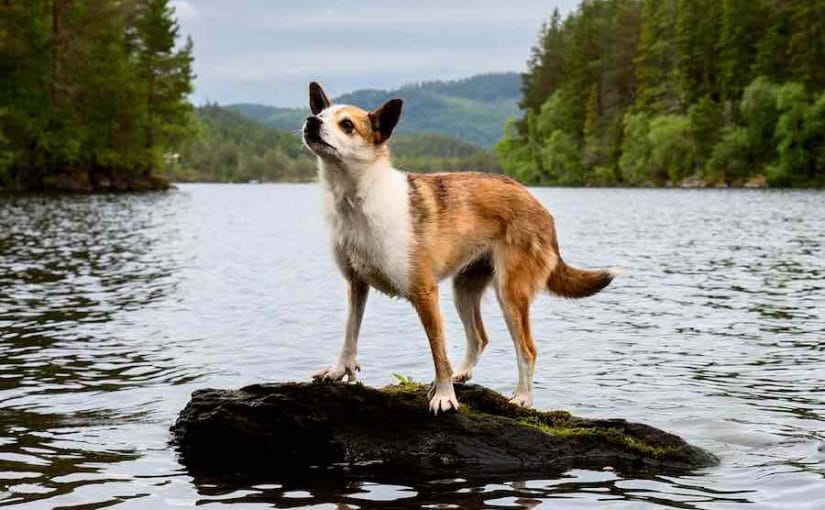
(1, 185, 824, 508)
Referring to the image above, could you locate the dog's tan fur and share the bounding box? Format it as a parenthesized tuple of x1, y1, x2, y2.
(302, 82, 616, 413)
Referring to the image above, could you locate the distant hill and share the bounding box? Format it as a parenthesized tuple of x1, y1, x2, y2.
(227, 73, 521, 147)
(171, 105, 500, 182)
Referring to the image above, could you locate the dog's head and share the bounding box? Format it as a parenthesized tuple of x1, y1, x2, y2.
(302, 82, 403, 164)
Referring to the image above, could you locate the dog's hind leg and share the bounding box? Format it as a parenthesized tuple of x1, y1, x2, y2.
(313, 275, 369, 382)
(493, 247, 547, 408)
(452, 258, 493, 383)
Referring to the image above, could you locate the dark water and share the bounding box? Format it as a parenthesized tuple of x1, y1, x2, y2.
(1, 184, 824, 509)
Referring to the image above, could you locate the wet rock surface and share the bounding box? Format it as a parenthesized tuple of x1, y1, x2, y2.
(171, 381, 717, 476)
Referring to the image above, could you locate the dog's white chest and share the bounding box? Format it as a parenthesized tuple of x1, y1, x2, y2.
(322, 168, 412, 296)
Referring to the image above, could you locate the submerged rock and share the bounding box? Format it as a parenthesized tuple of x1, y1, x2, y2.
(171, 382, 716, 476)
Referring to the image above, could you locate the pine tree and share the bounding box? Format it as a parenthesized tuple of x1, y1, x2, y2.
(636, 0, 681, 111)
(676, 0, 721, 104)
(134, 0, 194, 173)
(582, 84, 603, 171)
(753, 1, 793, 83)
(520, 9, 564, 116)
(787, 0, 825, 90)
(0, 1, 52, 188)
(718, 0, 764, 103)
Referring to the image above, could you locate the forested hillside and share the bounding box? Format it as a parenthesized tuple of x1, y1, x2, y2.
(498, 0, 825, 187)
(229, 73, 520, 147)
(172, 105, 501, 183)
(171, 104, 315, 183)
(0, 0, 193, 191)
(391, 133, 502, 174)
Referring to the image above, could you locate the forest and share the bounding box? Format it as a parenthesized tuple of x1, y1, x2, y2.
(0, 0, 193, 191)
(4, 1, 825, 190)
(498, 0, 825, 187)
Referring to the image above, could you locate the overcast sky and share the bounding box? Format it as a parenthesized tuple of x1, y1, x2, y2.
(172, 0, 579, 107)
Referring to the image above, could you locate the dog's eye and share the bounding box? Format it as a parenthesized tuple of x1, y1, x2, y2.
(339, 118, 354, 133)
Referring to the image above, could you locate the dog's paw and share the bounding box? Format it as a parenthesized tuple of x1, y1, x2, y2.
(312, 361, 360, 383)
(509, 391, 533, 408)
(428, 381, 459, 415)
(451, 369, 473, 384)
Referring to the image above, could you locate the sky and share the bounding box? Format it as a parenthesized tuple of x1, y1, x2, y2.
(171, 0, 579, 107)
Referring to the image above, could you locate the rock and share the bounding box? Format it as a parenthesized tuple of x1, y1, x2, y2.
(171, 382, 717, 476)
(679, 175, 707, 188)
(743, 175, 768, 188)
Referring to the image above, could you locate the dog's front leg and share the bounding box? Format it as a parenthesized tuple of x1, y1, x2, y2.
(411, 284, 459, 414)
(313, 276, 369, 382)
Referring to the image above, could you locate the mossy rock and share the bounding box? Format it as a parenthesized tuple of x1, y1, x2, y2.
(171, 381, 716, 476)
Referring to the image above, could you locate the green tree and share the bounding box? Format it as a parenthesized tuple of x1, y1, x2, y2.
(648, 114, 696, 182)
(706, 126, 750, 183)
(496, 119, 541, 183)
(582, 84, 605, 173)
(688, 95, 723, 164)
(134, 0, 194, 173)
(520, 9, 565, 117)
(542, 130, 583, 185)
(787, 1, 825, 89)
(753, 2, 793, 82)
(636, 0, 680, 111)
(676, 0, 721, 103)
(770, 82, 809, 185)
(718, 0, 765, 103)
(803, 91, 825, 185)
(739, 77, 780, 164)
(619, 112, 653, 184)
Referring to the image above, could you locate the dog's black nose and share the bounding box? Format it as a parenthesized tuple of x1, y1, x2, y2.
(304, 116, 321, 137)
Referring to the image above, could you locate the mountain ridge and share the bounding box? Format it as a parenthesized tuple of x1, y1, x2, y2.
(226, 72, 521, 147)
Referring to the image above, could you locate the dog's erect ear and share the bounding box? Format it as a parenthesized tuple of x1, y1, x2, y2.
(369, 99, 403, 144)
(309, 82, 331, 115)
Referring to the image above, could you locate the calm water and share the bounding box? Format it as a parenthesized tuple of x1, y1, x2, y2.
(1, 183, 824, 509)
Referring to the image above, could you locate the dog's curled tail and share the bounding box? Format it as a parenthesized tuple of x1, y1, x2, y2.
(546, 259, 621, 298)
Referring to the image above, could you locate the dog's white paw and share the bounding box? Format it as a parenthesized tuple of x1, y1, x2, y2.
(509, 391, 533, 408)
(312, 360, 360, 382)
(451, 368, 473, 384)
(428, 381, 459, 414)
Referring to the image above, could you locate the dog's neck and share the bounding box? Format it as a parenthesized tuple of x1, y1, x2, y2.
(318, 154, 401, 205)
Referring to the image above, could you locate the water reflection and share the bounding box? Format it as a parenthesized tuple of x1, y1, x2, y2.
(0, 192, 197, 507)
(185, 470, 758, 509)
(1, 185, 824, 508)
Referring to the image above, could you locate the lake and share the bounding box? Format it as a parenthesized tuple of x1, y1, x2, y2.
(1, 183, 824, 509)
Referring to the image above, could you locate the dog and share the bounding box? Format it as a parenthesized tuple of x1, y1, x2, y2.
(302, 81, 618, 414)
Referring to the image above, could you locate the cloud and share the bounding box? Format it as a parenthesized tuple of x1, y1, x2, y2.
(173, 0, 579, 106)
